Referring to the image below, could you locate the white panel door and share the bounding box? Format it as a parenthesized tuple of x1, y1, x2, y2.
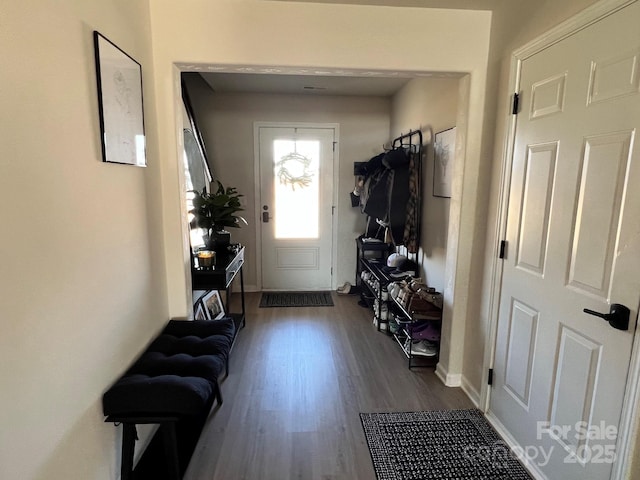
(258, 126, 335, 290)
(490, 3, 640, 479)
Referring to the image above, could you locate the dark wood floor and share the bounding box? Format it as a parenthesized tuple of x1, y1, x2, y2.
(184, 292, 473, 480)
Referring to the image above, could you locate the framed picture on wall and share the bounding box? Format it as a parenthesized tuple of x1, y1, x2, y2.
(93, 31, 146, 166)
(433, 127, 456, 198)
(201, 290, 225, 320)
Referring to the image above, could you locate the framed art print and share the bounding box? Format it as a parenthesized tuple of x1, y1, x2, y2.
(433, 127, 456, 198)
(201, 290, 226, 320)
(93, 31, 146, 166)
(194, 301, 207, 320)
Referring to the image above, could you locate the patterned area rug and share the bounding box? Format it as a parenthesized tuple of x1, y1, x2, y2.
(259, 291, 334, 308)
(360, 409, 532, 480)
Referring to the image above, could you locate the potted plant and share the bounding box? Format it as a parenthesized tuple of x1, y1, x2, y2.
(189, 181, 248, 252)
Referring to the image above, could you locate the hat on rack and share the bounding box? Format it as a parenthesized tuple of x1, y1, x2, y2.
(384, 254, 418, 278)
(387, 253, 407, 268)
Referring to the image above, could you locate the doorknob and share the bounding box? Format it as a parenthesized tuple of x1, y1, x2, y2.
(583, 304, 630, 331)
(262, 205, 270, 223)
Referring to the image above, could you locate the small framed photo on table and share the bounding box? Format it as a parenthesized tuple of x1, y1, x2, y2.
(194, 301, 207, 320)
(201, 290, 225, 320)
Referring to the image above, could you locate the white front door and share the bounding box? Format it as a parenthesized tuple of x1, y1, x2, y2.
(258, 125, 335, 290)
(490, 2, 640, 479)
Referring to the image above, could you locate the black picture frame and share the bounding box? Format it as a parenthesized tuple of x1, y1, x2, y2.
(200, 290, 225, 320)
(194, 300, 207, 320)
(93, 31, 146, 166)
(433, 127, 456, 198)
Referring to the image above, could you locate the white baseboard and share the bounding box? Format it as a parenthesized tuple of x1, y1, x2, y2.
(461, 375, 480, 408)
(435, 367, 481, 409)
(435, 363, 462, 387)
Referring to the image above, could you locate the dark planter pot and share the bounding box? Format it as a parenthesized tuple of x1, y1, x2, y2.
(208, 229, 231, 254)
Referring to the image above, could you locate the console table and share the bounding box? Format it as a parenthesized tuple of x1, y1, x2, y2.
(191, 245, 246, 333)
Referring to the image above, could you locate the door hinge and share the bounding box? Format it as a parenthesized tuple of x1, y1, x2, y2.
(499, 240, 507, 259)
(488, 368, 494, 386)
(333, 141, 337, 152)
(332, 206, 336, 215)
(512, 93, 520, 115)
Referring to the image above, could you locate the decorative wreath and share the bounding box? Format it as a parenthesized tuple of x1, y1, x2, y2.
(275, 152, 314, 190)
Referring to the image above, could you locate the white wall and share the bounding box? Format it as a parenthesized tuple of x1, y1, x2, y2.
(0, 1, 167, 479)
(184, 74, 391, 289)
(390, 77, 459, 294)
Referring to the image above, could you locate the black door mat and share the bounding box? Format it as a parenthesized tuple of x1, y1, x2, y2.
(259, 291, 334, 307)
(360, 409, 533, 480)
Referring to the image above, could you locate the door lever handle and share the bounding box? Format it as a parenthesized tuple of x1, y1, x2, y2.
(583, 304, 630, 331)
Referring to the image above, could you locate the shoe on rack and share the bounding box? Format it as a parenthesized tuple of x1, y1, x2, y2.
(374, 317, 388, 331)
(410, 340, 438, 357)
(389, 319, 400, 334)
(409, 321, 441, 342)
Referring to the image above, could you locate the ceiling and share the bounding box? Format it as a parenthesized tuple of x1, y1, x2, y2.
(199, 71, 461, 97)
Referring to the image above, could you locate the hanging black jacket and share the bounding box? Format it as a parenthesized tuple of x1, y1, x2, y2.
(383, 149, 410, 244)
(361, 148, 410, 244)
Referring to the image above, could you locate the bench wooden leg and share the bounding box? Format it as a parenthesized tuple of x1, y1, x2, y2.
(121, 423, 136, 480)
(162, 421, 181, 480)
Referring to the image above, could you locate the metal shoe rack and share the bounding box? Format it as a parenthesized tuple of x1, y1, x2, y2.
(359, 256, 442, 369)
(387, 283, 442, 369)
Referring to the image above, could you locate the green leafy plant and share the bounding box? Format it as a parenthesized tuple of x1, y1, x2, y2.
(189, 181, 248, 233)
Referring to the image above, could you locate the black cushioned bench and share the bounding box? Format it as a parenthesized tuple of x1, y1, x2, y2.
(103, 318, 236, 480)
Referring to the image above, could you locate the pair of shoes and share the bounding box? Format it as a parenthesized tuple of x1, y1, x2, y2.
(374, 317, 388, 331)
(337, 282, 352, 295)
(373, 299, 389, 320)
(410, 340, 438, 357)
